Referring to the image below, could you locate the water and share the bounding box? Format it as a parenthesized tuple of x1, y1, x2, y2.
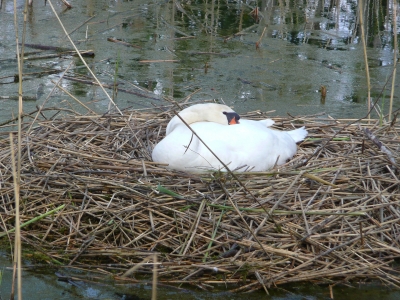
(1, 0, 398, 125)
(1, 250, 400, 299)
(0, 0, 399, 298)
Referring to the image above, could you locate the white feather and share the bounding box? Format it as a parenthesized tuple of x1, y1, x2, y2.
(152, 104, 307, 172)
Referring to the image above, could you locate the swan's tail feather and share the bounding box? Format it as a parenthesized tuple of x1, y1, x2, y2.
(287, 126, 308, 143)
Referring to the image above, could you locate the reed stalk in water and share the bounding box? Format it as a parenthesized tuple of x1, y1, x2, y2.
(11, 0, 30, 297)
(389, 1, 397, 122)
(358, 0, 372, 120)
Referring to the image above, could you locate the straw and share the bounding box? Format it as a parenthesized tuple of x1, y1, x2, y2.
(0, 104, 399, 292)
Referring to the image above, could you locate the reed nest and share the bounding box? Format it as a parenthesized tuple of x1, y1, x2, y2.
(1, 104, 400, 292)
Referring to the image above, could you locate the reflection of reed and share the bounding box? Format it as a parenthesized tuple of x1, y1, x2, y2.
(240, 0, 398, 118)
(251, 0, 398, 50)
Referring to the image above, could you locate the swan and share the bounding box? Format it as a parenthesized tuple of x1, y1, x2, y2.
(152, 103, 307, 172)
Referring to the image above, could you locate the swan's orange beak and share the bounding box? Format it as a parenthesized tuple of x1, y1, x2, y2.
(223, 111, 241, 125)
(229, 117, 239, 125)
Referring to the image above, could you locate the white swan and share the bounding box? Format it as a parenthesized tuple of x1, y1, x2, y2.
(152, 103, 307, 172)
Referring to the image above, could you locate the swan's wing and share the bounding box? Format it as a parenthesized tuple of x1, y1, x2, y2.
(259, 119, 275, 127)
(242, 119, 307, 143)
(153, 123, 230, 171)
(153, 120, 305, 172)
(240, 119, 274, 128)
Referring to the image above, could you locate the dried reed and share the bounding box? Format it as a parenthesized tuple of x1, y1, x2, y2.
(12, 0, 27, 297)
(0, 103, 399, 292)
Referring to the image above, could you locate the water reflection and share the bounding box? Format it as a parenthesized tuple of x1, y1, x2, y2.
(1, 0, 398, 122)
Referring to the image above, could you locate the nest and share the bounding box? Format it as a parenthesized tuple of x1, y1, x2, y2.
(1, 104, 400, 292)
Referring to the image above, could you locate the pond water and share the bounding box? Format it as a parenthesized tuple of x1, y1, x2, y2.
(1, 0, 399, 124)
(0, 0, 400, 299)
(1, 251, 400, 300)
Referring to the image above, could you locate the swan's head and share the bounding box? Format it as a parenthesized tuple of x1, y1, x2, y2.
(223, 111, 240, 125)
(166, 103, 240, 135)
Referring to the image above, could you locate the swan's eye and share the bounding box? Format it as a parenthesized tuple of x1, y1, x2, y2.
(223, 112, 240, 125)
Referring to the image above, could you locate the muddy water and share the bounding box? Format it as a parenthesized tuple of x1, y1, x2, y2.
(0, 0, 400, 299)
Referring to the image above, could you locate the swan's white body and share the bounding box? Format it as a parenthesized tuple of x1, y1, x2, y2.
(152, 103, 307, 172)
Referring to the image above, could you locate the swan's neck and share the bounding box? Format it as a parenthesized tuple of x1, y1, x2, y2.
(166, 104, 234, 135)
